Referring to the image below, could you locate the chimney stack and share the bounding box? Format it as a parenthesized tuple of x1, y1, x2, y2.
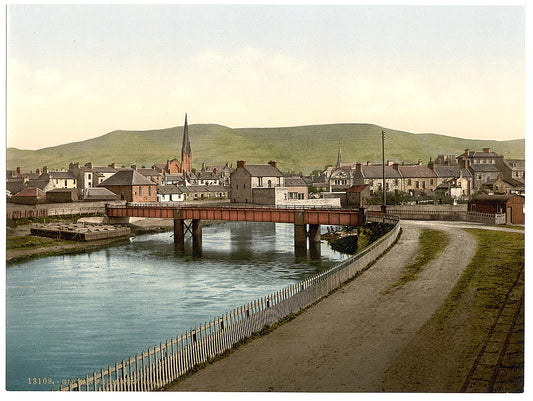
(42, 166, 48, 174)
(130, 164, 137, 170)
(464, 149, 470, 157)
(16, 167, 21, 175)
(268, 161, 277, 169)
(237, 160, 246, 168)
(483, 148, 490, 153)
(418, 159, 423, 165)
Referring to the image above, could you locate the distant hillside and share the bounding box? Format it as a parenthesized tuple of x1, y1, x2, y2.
(6, 123, 525, 174)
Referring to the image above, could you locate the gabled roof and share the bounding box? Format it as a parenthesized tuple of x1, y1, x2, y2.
(157, 185, 183, 195)
(81, 187, 118, 200)
(98, 170, 156, 186)
(360, 165, 401, 179)
(285, 177, 308, 187)
(40, 171, 77, 180)
(433, 166, 472, 178)
(13, 187, 46, 197)
(244, 165, 284, 177)
(397, 165, 437, 178)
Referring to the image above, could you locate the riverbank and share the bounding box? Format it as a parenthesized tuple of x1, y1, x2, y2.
(166, 221, 524, 392)
(5, 218, 174, 265)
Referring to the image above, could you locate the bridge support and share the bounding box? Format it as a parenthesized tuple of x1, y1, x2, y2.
(173, 216, 203, 256)
(294, 223, 322, 259)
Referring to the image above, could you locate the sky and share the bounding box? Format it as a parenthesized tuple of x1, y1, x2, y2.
(5, 3, 528, 150)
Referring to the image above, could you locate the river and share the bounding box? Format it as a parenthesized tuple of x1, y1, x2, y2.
(6, 221, 348, 391)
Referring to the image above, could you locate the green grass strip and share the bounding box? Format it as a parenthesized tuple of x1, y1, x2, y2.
(436, 228, 524, 324)
(383, 228, 450, 294)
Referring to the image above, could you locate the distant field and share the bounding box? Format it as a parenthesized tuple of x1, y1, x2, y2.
(6, 123, 525, 174)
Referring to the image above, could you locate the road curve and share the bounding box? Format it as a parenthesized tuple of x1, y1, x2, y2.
(166, 220, 480, 392)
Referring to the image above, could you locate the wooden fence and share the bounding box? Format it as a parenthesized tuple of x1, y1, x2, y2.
(56, 216, 401, 391)
(376, 208, 506, 225)
(6, 206, 105, 220)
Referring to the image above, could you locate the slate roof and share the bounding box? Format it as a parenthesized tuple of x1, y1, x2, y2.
(13, 187, 46, 197)
(360, 165, 402, 179)
(469, 194, 524, 203)
(41, 171, 77, 180)
(469, 164, 502, 173)
(98, 170, 156, 186)
(244, 165, 284, 177)
(157, 185, 183, 195)
(81, 187, 119, 200)
(397, 165, 437, 178)
(433, 166, 472, 178)
(285, 177, 308, 187)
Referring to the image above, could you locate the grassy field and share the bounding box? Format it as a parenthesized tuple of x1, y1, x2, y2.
(7, 123, 525, 173)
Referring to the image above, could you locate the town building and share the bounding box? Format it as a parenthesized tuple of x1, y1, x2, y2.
(69, 162, 118, 189)
(229, 160, 287, 205)
(353, 162, 402, 195)
(98, 169, 157, 202)
(468, 194, 525, 224)
(397, 161, 438, 195)
(284, 176, 309, 200)
(346, 184, 370, 208)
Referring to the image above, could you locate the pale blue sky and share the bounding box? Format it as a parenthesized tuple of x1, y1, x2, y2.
(6, 4, 526, 149)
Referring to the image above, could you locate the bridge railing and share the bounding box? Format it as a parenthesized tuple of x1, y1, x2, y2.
(56, 216, 400, 391)
(117, 202, 343, 210)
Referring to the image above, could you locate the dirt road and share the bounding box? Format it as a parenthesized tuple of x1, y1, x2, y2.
(166, 220, 500, 392)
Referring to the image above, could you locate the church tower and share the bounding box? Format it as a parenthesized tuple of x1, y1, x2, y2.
(181, 113, 192, 173)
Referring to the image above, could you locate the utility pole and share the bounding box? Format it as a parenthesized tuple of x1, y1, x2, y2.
(382, 130, 386, 209)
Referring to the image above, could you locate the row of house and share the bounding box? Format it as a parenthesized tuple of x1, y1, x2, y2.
(320, 147, 525, 200)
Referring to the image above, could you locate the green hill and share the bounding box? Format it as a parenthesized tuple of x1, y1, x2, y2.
(6, 123, 525, 174)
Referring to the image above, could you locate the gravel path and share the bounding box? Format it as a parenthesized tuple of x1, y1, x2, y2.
(167, 220, 482, 392)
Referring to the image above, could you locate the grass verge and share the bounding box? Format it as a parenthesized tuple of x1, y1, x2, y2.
(382, 228, 450, 295)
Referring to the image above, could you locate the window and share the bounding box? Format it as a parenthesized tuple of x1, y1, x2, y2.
(64, 180, 68, 187)
(258, 177, 263, 187)
(408, 179, 412, 186)
(422, 181, 426, 189)
(268, 180, 272, 188)
(430, 179, 434, 185)
(139, 186, 142, 196)
(415, 181, 419, 189)
(148, 186, 151, 196)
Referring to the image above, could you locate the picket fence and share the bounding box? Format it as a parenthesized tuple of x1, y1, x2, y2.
(7, 206, 105, 220)
(377, 208, 506, 225)
(56, 216, 400, 391)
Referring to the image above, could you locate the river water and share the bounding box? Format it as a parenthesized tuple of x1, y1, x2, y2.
(6, 222, 348, 391)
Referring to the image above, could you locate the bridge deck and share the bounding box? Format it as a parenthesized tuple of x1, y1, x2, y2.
(106, 204, 363, 226)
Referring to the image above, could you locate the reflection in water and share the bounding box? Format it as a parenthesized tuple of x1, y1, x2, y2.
(6, 221, 348, 390)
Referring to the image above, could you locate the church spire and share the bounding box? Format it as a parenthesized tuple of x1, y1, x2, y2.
(336, 144, 342, 168)
(182, 113, 191, 155)
(180, 113, 192, 173)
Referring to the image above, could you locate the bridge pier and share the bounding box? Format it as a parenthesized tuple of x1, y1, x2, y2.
(294, 223, 322, 258)
(173, 217, 203, 256)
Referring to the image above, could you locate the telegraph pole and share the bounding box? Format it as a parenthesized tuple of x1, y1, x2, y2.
(382, 130, 386, 209)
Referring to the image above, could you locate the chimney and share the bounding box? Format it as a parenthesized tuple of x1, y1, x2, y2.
(237, 160, 247, 168)
(130, 164, 137, 170)
(84, 162, 93, 169)
(418, 159, 423, 165)
(42, 166, 48, 174)
(36, 168, 40, 175)
(355, 163, 362, 173)
(16, 167, 21, 175)
(464, 149, 470, 157)
(268, 161, 277, 169)
(387, 160, 394, 166)
(108, 163, 116, 169)
(483, 148, 490, 153)
(366, 161, 372, 166)
(393, 163, 399, 171)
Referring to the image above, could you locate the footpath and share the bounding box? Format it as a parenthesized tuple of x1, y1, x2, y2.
(167, 221, 524, 392)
